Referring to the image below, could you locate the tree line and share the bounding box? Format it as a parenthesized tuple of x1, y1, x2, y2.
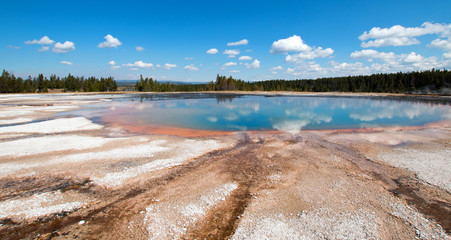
(134, 69, 450, 93)
(0, 70, 117, 93)
(1, 68, 449, 94)
(134, 75, 215, 92)
(254, 69, 450, 93)
(211, 69, 450, 93)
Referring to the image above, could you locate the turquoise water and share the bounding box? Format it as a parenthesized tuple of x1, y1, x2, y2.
(73, 94, 451, 132)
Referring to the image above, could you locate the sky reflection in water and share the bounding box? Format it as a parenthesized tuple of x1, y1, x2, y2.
(78, 94, 451, 133)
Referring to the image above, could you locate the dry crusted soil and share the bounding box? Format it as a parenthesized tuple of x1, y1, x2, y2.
(0, 94, 450, 240)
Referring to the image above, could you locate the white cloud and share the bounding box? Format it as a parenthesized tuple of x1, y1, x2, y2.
(350, 49, 443, 71)
(239, 56, 252, 61)
(360, 22, 450, 40)
(60, 61, 72, 65)
(429, 38, 451, 59)
(108, 60, 120, 70)
(97, 34, 122, 48)
(246, 59, 260, 69)
(270, 35, 311, 54)
(271, 35, 334, 63)
(330, 61, 371, 75)
(136, 46, 144, 51)
(359, 22, 451, 48)
(285, 47, 334, 63)
(350, 49, 380, 59)
(184, 64, 199, 71)
(223, 49, 240, 57)
(227, 39, 248, 46)
(25, 36, 54, 45)
(163, 63, 177, 70)
(185, 57, 194, 60)
(223, 62, 237, 67)
(403, 52, 424, 63)
(206, 48, 219, 54)
(123, 61, 154, 69)
(38, 46, 50, 52)
(52, 41, 75, 53)
(271, 66, 284, 73)
(286, 68, 295, 73)
(130, 68, 139, 71)
(429, 38, 451, 50)
(361, 37, 420, 48)
(230, 70, 240, 73)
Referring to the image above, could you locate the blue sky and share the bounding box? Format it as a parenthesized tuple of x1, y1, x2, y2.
(1, 0, 450, 82)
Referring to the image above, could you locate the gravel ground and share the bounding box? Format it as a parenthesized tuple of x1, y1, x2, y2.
(0, 93, 449, 240)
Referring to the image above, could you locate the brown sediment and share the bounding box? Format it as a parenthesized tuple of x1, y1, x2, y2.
(1, 130, 450, 239)
(0, 176, 91, 201)
(391, 176, 451, 234)
(1, 94, 450, 239)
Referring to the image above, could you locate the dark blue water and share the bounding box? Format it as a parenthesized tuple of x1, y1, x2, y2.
(68, 94, 451, 132)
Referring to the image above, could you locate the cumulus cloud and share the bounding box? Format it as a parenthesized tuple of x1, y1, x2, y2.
(60, 60, 72, 65)
(25, 36, 54, 45)
(285, 47, 334, 63)
(270, 35, 311, 53)
(163, 63, 177, 70)
(206, 48, 219, 54)
(136, 46, 144, 51)
(227, 39, 248, 46)
(271, 66, 283, 73)
(223, 62, 237, 67)
(271, 35, 334, 63)
(429, 38, 451, 59)
(97, 34, 122, 48)
(349, 49, 443, 71)
(38, 46, 50, 52)
(123, 61, 154, 69)
(429, 38, 451, 50)
(108, 60, 120, 69)
(361, 37, 420, 48)
(246, 59, 260, 69)
(184, 64, 199, 71)
(223, 49, 240, 57)
(52, 41, 75, 53)
(359, 22, 451, 48)
(239, 56, 252, 61)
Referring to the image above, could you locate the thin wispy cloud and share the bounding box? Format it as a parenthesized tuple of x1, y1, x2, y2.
(227, 39, 248, 46)
(184, 64, 199, 71)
